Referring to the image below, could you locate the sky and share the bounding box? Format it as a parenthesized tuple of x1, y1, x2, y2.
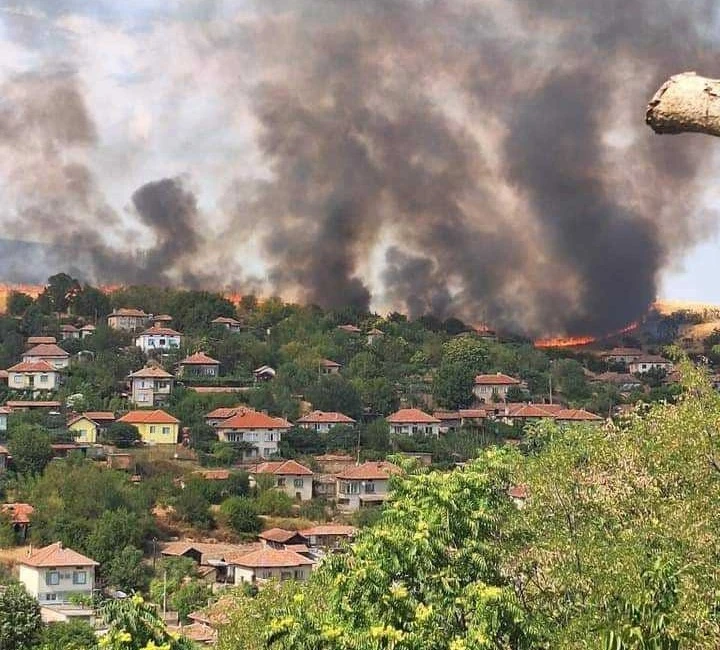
(1, 0, 720, 330)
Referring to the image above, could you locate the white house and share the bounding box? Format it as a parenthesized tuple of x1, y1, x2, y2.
(22, 343, 70, 370)
(386, 408, 440, 437)
(367, 328, 384, 345)
(7, 361, 60, 393)
(128, 366, 174, 407)
(296, 410, 356, 432)
(60, 324, 80, 340)
(336, 461, 401, 511)
(600, 348, 644, 366)
(472, 373, 521, 402)
(211, 316, 243, 333)
(229, 548, 313, 585)
(628, 355, 674, 375)
(177, 352, 221, 378)
(135, 327, 183, 353)
(319, 359, 341, 375)
(249, 460, 313, 501)
(18, 542, 98, 605)
(107, 308, 149, 331)
(214, 408, 291, 460)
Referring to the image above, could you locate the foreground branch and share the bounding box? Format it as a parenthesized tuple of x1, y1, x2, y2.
(646, 71, 720, 137)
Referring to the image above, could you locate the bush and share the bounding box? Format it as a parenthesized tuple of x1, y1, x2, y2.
(174, 483, 213, 530)
(256, 489, 294, 517)
(104, 422, 141, 448)
(220, 497, 262, 536)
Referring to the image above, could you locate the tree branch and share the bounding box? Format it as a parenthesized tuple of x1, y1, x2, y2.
(646, 71, 720, 137)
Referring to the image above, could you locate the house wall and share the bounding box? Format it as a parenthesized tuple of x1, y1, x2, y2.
(9, 371, 59, 392)
(130, 378, 173, 407)
(336, 478, 390, 511)
(19, 564, 95, 603)
(217, 428, 285, 459)
(628, 362, 673, 374)
(108, 315, 148, 331)
(133, 422, 179, 445)
(22, 355, 69, 370)
(298, 422, 341, 433)
(472, 384, 511, 402)
(0, 414, 6, 432)
(180, 364, 219, 377)
(135, 334, 182, 353)
(388, 422, 439, 437)
(233, 564, 311, 585)
(69, 418, 98, 444)
(273, 474, 313, 501)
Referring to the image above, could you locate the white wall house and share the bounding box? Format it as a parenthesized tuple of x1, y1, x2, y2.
(386, 408, 440, 437)
(214, 408, 291, 460)
(230, 548, 313, 585)
(336, 461, 400, 511)
(128, 366, 174, 407)
(22, 344, 70, 370)
(135, 327, 183, 353)
(211, 316, 243, 332)
(7, 361, 60, 394)
(18, 542, 98, 605)
(628, 356, 674, 375)
(250, 460, 313, 501)
(472, 373, 521, 402)
(296, 410, 356, 433)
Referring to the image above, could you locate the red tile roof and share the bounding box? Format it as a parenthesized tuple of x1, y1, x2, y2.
(336, 461, 401, 480)
(83, 411, 115, 421)
(60, 324, 79, 332)
(23, 343, 69, 358)
(206, 406, 243, 420)
(7, 360, 57, 373)
(1, 503, 34, 524)
(180, 352, 220, 365)
(128, 366, 174, 379)
(459, 409, 488, 419)
(80, 324, 96, 331)
(0, 371, 8, 380)
(555, 409, 603, 421)
(386, 408, 440, 424)
(296, 410, 356, 424)
(20, 542, 98, 567)
(474, 373, 521, 385)
(600, 347, 643, 358)
(6, 400, 61, 409)
(211, 316, 242, 325)
(110, 308, 147, 317)
(216, 409, 291, 430)
(194, 469, 230, 480)
(138, 326, 182, 337)
(314, 453, 354, 462)
(250, 460, 313, 476)
(152, 314, 173, 321)
(506, 404, 556, 419)
(229, 548, 313, 568)
(433, 410, 460, 421)
(508, 485, 529, 499)
(118, 409, 180, 425)
(259, 528, 301, 543)
(632, 355, 673, 364)
(320, 359, 341, 368)
(300, 525, 356, 537)
(0, 445, 9, 454)
(27, 336, 57, 345)
(337, 324, 362, 333)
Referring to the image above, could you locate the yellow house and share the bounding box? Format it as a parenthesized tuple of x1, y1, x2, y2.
(117, 409, 180, 445)
(67, 415, 99, 444)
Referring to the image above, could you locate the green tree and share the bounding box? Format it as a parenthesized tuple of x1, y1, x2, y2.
(73, 284, 112, 320)
(220, 496, 261, 535)
(39, 273, 81, 313)
(103, 422, 141, 448)
(441, 336, 489, 371)
(432, 361, 476, 409)
(7, 291, 34, 316)
(307, 375, 363, 419)
(174, 483, 213, 529)
(39, 618, 96, 650)
(172, 580, 213, 623)
(106, 546, 152, 592)
(0, 583, 43, 650)
(8, 424, 53, 475)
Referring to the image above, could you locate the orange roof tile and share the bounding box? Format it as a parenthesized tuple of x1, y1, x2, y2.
(211, 316, 242, 325)
(138, 326, 182, 337)
(337, 324, 361, 333)
(23, 343, 69, 358)
(110, 308, 147, 317)
(459, 409, 487, 419)
(259, 528, 302, 544)
(27, 336, 57, 345)
(320, 359, 341, 368)
(20, 542, 98, 567)
(82, 411, 115, 421)
(555, 409, 603, 421)
(250, 460, 313, 476)
(300, 525, 357, 537)
(314, 453, 354, 462)
(152, 314, 173, 321)
(474, 373, 521, 385)
(508, 485, 529, 499)
(128, 366, 174, 379)
(507, 404, 556, 419)
(0, 445, 9, 454)
(216, 409, 290, 430)
(229, 548, 313, 568)
(296, 410, 356, 424)
(386, 408, 440, 424)
(336, 461, 401, 480)
(433, 410, 461, 421)
(60, 324, 79, 332)
(205, 406, 243, 420)
(2, 503, 34, 524)
(6, 400, 61, 408)
(194, 469, 230, 480)
(118, 409, 180, 425)
(180, 352, 220, 365)
(7, 360, 57, 373)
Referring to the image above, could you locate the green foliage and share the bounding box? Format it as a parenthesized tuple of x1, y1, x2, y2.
(173, 482, 213, 530)
(8, 424, 53, 475)
(432, 360, 476, 409)
(7, 291, 34, 316)
(255, 489, 294, 517)
(171, 580, 213, 623)
(39, 618, 97, 650)
(0, 510, 17, 546)
(39, 273, 81, 313)
(104, 422, 141, 448)
(0, 582, 43, 650)
(307, 375, 363, 419)
(220, 496, 262, 535)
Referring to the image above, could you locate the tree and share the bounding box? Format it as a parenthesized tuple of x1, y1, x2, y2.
(7, 291, 34, 316)
(647, 72, 720, 137)
(506, 385, 526, 402)
(8, 424, 53, 475)
(432, 361, 476, 409)
(73, 284, 112, 320)
(441, 336, 489, 372)
(256, 489, 293, 517)
(103, 422, 141, 448)
(307, 375, 363, 419)
(106, 546, 152, 592)
(0, 583, 43, 650)
(39, 618, 96, 650)
(220, 496, 261, 535)
(171, 580, 213, 623)
(174, 482, 213, 529)
(39, 273, 81, 313)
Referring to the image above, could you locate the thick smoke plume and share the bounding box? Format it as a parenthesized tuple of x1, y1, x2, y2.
(1, 0, 719, 335)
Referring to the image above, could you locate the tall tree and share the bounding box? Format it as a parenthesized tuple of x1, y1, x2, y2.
(0, 583, 43, 650)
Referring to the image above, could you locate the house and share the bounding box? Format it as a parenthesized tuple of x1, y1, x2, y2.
(151, 314, 173, 328)
(249, 460, 313, 501)
(128, 366, 174, 407)
(214, 408, 291, 460)
(107, 308, 149, 331)
(135, 327, 183, 353)
(600, 347, 644, 366)
(6, 361, 60, 394)
(433, 410, 461, 434)
(296, 410, 356, 432)
(18, 542, 98, 604)
(367, 328, 384, 345)
(258, 528, 307, 549)
(300, 525, 357, 550)
(211, 316, 243, 333)
(117, 409, 180, 445)
(0, 370, 6, 384)
(177, 352, 221, 378)
(253, 365, 276, 382)
(67, 415, 100, 444)
(0, 445, 9, 471)
(555, 409, 603, 424)
(79, 324, 96, 339)
(82, 411, 116, 429)
(161, 541, 262, 584)
(591, 372, 643, 392)
(472, 373, 521, 402)
(386, 408, 440, 437)
(500, 403, 557, 425)
(337, 324, 362, 334)
(22, 343, 70, 370)
(319, 359, 341, 375)
(336, 461, 401, 511)
(27, 336, 57, 347)
(205, 406, 244, 428)
(60, 324, 80, 340)
(459, 409, 487, 427)
(1, 503, 34, 540)
(312, 474, 337, 499)
(229, 548, 313, 585)
(313, 453, 356, 474)
(628, 355, 674, 375)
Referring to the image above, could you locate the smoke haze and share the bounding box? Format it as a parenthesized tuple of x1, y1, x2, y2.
(0, 0, 718, 334)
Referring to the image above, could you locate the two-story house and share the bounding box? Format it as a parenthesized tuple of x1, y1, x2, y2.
(472, 373, 521, 403)
(296, 410, 356, 432)
(600, 347, 644, 367)
(628, 355, 674, 375)
(6, 361, 59, 394)
(135, 327, 183, 353)
(117, 409, 180, 445)
(214, 408, 291, 460)
(211, 316, 243, 333)
(205, 406, 244, 428)
(386, 408, 440, 437)
(336, 461, 401, 511)
(229, 548, 313, 585)
(107, 308, 149, 331)
(22, 343, 70, 370)
(128, 366, 174, 407)
(18, 542, 98, 605)
(177, 352, 221, 378)
(249, 460, 313, 501)
(319, 359, 341, 375)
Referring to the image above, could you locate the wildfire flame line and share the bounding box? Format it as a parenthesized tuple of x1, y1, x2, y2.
(534, 320, 640, 349)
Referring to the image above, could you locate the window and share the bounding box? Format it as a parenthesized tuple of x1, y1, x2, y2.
(159, 338, 166, 346)
(280, 571, 292, 581)
(264, 448, 274, 457)
(46, 571, 60, 585)
(425, 426, 434, 435)
(365, 481, 375, 494)
(294, 569, 304, 579)
(162, 427, 170, 435)
(77, 429, 87, 439)
(260, 570, 272, 579)
(412, 425, 419, 435)
(44, 593, 57, 601)
(14, 375, 22, 385)
(277, 477, 286, 487)
(293, 478, 304, 488)
(149, 426, 156, 434)
(73, 571, 87, 585)
(40, 374, 49, 384)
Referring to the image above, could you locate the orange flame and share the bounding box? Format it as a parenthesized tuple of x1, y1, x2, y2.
(534, 334, 596, 349)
